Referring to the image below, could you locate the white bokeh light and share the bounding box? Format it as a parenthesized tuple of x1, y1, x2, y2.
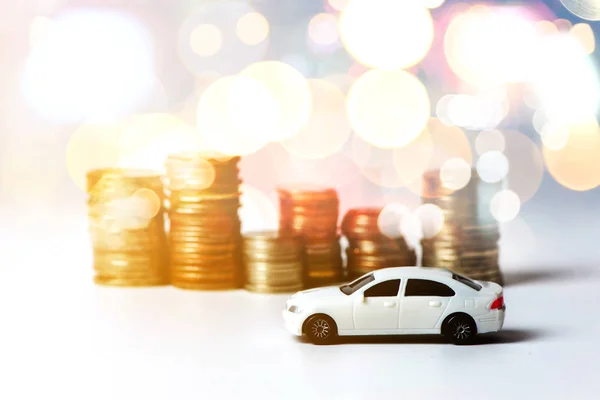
(476, 151, 509, 183)
(490, 190, 521, 222)
(21, 8, 156, 124)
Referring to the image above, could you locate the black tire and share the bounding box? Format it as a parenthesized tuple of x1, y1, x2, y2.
(443, 314, 477, 345)
(304, 314, 337, 345)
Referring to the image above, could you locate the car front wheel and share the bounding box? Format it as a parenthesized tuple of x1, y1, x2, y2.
(444, 314, 477, 345)
(304, 314, 337, 345)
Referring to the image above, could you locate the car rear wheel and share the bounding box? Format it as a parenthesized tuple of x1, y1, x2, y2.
(443, 314, 477, 345)
(304, 314, 337, 345)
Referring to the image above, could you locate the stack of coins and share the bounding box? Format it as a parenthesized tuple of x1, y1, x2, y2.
(242, 231, 304, 293)
(342, 208, 416, 279)
(420, 170, 503, 284)
(86, 168, 169, 286)
(277, 185, 342, 288)
(165, 153, 242, 290)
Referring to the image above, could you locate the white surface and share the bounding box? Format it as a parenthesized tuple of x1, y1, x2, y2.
(0, 218, 599, 399)
(284, 267, 504, 339)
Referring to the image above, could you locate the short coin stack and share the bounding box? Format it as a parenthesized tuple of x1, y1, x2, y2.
(242, 231, 304, 293)
(87, 168, 169, 286)
(342, 208, 417, 279)
(420, 170, 503, 284)
(165, 153, 243, 290)
(278, 185, 342, 288)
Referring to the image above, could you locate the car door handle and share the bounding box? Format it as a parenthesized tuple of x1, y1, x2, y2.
(429, 300, 442, 307)
(383, 301, 396, 308)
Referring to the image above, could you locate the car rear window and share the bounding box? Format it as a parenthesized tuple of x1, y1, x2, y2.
(452, 273, 482, 291)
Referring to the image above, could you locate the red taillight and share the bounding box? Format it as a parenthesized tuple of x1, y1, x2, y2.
(490, 296, 504, 310)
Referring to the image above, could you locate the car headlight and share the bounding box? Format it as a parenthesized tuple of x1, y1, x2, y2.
(288, 305, 303, 314)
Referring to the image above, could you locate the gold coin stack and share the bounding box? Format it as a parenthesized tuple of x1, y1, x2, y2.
(165, 153, 242, 290)
(342, 208, 417, 279)
(420, 170, 503, 284)
(242, 231, 304, 293)
(277, 185, 342, 288)
(86, 168, 169, 286)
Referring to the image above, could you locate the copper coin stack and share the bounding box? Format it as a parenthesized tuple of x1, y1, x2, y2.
(420, 170, 503, 284)
(242, 231, 304, 293)
(165, 153, 243, 290)
(277, 185, 342, 288)
(86, 168, 169, 286)
(342, 208, 417, 279)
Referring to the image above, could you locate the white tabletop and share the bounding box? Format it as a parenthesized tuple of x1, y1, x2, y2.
(0, 216, 598, 400)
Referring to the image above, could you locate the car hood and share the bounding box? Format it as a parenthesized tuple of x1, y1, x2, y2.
(290, 286, 345, 302)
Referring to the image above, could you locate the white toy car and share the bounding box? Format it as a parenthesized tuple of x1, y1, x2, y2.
(283, 266, 505, 345)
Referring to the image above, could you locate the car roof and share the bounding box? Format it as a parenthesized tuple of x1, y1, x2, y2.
(372, 266, 454, 280)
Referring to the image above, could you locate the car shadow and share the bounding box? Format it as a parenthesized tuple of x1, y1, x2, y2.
(502, 266, 596, 287)
(295, 329, 546, 345)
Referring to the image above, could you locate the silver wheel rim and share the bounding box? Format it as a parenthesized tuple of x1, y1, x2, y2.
(453, 321, 472, 340)
(311, 319, 330, 339)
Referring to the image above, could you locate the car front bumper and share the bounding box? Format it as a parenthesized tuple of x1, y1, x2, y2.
(476, 306, 506, 334)
(282, 310, 304, 336)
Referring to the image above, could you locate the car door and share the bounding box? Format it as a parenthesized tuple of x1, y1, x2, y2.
(398, 279, 454, 330)
(353, 279, 401, 331)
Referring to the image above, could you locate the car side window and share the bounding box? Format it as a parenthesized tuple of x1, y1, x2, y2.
(364, 279, 401, 297)
(405, 279, 455, 297)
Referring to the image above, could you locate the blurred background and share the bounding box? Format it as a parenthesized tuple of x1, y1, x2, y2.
(1, 0, 600, 278)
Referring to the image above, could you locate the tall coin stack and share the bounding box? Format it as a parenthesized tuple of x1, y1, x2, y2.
(420, 170, 503, 284)
(277, 185, 342, 288)
(242, 232, 304, 293)
(342, 208, 417, 279)
(87, 169, 169, 286)
(165, 153, 243, 290)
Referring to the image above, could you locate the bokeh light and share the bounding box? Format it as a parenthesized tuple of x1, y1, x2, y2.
(531, 32, 600, 124)
(239, 184, 279, 233)
(327, 0, 349, 12)
(440, 158, 472, 190)
(189, 24, 223, 56)
(66, 122, 126, 191)
(308, 13, 339, 46)
(118, 113, 205, 172)
(392, 129, 434, 188)
(281, 79, 351, 159)
(475, 130, 505, 155)
(131, 188, 161, 220)
(543, 116, 600, 191)
(178, 1, 268, 75)
(339, 0, 434, 70)
(409, 118, 473, 198)
(442, 90, 509, 130)
(569, 23, 595, 54)
(21, 8, 156, 124)
(377, 203, 411, 239)
(476, 151, 509, 183)
(240, 61, 312, 141)
(491, 190, 521, 223)
(540, 121, 571, 151)
(196, 75, 278, 156)
(503, 130, 544, 203)
(414, 203, 445, 239)
(444, 5, 537, 86)
(347, 69, 430, 148)
(236, 12, 269, 46)
(352, 135, 406, 188)
(29, 16, 54, 48)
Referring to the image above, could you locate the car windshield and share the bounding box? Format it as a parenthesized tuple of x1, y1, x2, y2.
(452, 273, 482, 291)
(340, 273, 375, 295)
